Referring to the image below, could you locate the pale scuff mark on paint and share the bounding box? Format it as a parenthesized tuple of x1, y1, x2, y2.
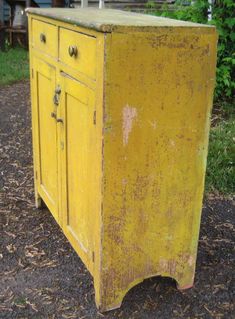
(170, 139, 176, 147)
(188, 255, 195, 267)
(159, 259, 168, 270)
(122, 178, 128, 185)
(149, 120, 157, 129)
(122, 105, 137, 146)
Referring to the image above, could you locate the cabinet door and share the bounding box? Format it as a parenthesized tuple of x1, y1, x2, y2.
(59, 72, 98, 270)
(32, 58, 59, 221)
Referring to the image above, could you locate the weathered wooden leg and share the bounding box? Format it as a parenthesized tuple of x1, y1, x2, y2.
(34, 176, 44, 209)
(35, 192, 43, 209)
(95, 275, 143, 312)
(175, 264, 196, 292)
(177, 282, 194, 290)
(176, 275, 195, 291)
(33, 169, 44, 209)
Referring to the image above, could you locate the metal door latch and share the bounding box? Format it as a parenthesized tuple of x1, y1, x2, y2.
(53, 85, 61, 105)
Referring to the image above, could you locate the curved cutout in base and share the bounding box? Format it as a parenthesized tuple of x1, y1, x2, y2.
(97, 272, 194, 312)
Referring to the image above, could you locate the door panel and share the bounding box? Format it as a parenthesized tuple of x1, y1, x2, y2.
(66, 92, 91, 252)
(60, 73, 97, 267)
(32, 58, 59, 220)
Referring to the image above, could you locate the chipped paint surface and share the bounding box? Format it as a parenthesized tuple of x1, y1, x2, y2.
(188, 255, 195, 267)
(122, 105, 137, 146)
(99, 29, 217, 311)
(28, 9, 217, 312)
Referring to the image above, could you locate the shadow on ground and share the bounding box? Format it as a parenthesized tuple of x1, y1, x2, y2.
(0, 82, 234, 319)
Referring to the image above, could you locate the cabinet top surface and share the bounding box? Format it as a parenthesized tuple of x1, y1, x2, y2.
(26, 8, 215, 33)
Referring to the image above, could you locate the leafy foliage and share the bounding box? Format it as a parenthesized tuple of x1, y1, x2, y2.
(147, 0, 235, 100)
(212, 0, 235, 99)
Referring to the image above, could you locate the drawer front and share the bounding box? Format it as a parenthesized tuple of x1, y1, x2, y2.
(32, 19, 57, 58)
(59, 28, 96, 79)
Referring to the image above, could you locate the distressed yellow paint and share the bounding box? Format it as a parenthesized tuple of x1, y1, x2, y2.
(59, 28, 97, 80)
(100, 29, 217, 310)
(28, 8, 217, 312)
(31, 57, 59, 222)
(31, 19, 57, 58)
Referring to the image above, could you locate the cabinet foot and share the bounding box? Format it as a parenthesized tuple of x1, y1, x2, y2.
(35, 193, 44, 209)
(177, 282, 194, 291)
(96, 277, 145, 312)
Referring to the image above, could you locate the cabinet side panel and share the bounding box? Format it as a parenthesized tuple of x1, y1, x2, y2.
(100, 28, 217, 310)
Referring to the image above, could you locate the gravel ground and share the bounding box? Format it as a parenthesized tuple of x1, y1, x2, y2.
(0, 81, 234, 319)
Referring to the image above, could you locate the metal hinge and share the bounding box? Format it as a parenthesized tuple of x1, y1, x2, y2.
(92, 251, 95, 263)
(93, 110, 96, 125)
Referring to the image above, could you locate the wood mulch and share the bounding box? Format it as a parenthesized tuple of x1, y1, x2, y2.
(0, 81, 234, 319)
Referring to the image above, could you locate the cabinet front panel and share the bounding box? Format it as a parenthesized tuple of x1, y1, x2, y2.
(33, 59, 59, 219)
(32, 19, 57, 58)
(60, 73, 97, 268)
(59, 28, 97, 80)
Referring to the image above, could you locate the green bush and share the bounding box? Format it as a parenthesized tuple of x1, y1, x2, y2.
(212, 0, 235, 99)
(147, 0, 235, 101)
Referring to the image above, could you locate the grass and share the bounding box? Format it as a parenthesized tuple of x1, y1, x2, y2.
(206, 102, 235, 194)
(0, 47, 29, 85)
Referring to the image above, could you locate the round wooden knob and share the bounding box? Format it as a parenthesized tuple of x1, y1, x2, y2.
(68, 45, 78, 57)
(40, 33, 46, 43)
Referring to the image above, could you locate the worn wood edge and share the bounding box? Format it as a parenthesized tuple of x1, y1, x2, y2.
(26, 8, 216, 34)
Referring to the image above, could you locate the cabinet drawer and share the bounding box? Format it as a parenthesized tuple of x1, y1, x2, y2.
(59, 28, 96, 79)
(32, 19, 57, 58)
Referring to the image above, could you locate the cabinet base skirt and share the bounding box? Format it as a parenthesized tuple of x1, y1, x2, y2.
(96, 271, 195, 312)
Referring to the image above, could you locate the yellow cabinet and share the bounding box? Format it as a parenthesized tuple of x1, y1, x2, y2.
(27, 8, 217, 311)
